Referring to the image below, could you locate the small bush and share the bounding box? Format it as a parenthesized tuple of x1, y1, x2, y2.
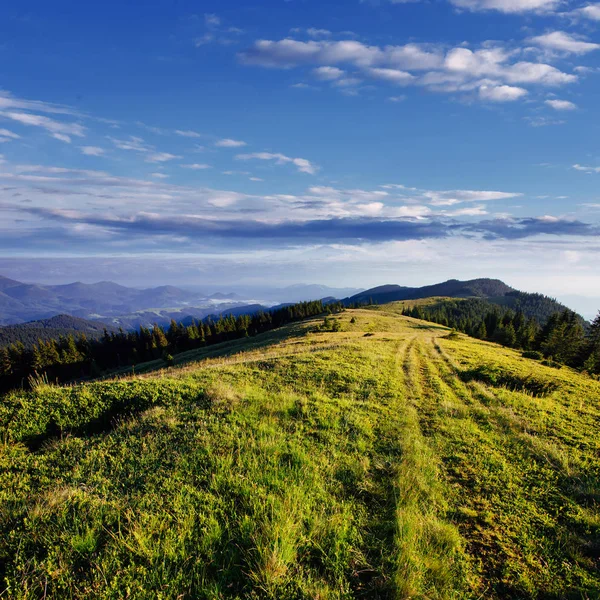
(443, 329, 461, 340)
(522, 351, 543, 360)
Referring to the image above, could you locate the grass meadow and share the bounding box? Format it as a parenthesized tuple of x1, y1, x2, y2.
(1, 306, 599, 598)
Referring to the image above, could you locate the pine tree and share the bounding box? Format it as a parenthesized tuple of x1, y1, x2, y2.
(0, 347, 12, 376)
(31, 343, 44, 372)
(476, 321, 487, 339)
(585, 311, 600, 373)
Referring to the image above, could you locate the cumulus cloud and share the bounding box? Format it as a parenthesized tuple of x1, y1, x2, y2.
(215, 138, 247, 147)
(313, 66, 345, 80)
(479, 84, 528, 101)
(571, 3, 600, 20)
(307, 28, 332, 38)
(239, 36, 577, 103)
(239, 39, 382, 68)
(545, 99, 577, 110)
(529, 31, 600, 55)
(80, 146, 105, 156)
(236, 152, 318, 174)
(367, 67, 415, 84)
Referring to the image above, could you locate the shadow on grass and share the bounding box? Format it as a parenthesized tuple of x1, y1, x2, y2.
(459, 364, 559, 397)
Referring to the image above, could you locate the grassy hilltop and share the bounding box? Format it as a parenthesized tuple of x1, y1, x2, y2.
(1, 305, 599, 599)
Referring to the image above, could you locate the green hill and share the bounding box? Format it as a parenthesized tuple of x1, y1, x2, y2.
(1, 307, 599, 598)
(348, 279, 580, 324)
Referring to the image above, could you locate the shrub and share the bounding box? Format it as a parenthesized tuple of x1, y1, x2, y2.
(522, 351, 543, 360)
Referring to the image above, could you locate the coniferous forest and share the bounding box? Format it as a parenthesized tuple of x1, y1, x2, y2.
(0, 300, 343, 392)
(403, 299, 600, 373)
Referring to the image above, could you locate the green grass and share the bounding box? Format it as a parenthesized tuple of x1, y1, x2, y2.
(1, 308, 599, 598)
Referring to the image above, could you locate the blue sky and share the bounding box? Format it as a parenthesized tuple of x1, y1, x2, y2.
(0, 0, 599, 313)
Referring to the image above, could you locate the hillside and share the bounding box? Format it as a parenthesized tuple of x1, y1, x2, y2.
(1, 308, 598, 598)
(0, 315, 119, 349)
(348, 278, 581, 324)
(348, 278, 514, 305)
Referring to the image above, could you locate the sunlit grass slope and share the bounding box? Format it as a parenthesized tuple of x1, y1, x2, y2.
(1, 305, 599, 599)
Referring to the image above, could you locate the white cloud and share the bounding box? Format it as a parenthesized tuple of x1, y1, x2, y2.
(236, 152, 318, 174)
(313, 66, 345, 80)
(530, 31, 600, 55)
(388, 95, 407, 102)
(572, 3, 600, 20)
(52, 133, 72, 143)
(107, 135, 151, 152)
(180, 163, 212, 169)
(205, 13, 221, 27)
(145, 152, 181, 163)
(175, 129, 203, 138)
(307, 28, 332, 38)
(385, 44, 444, 70)
(545, 98, 577, 110)
(442, 205, 489, 216)
(367, 67, 415, 84)
(151, 173, 169, 179)
(573, 164, 600, 173)
(215, 138, 247, 147)
(195, 33, 215, 47)
(479, 84, 528, 101)
(240, 39, 382, 68)
(525, 115, 566, 127)
(331, 77, 362, 88)
(240, 37, 578, 103)
(0, 128, 20, 140)
(0, 111, 85, 138)
(0, 91, 78, 116)
(80, 146, 105, 156)
(423, 189, 523, 206)
(249, 177, 264, 181)
(450, 0, 559, 12)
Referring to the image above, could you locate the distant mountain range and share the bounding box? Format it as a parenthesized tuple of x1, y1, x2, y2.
(0, 275, 362, 328)
(0, 276, 586, 346)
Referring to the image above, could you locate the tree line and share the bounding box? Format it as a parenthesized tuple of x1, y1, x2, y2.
(403, 300, 600, 374)
(0, 300, 344, 392)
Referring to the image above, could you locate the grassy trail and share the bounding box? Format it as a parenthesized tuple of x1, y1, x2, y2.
(1, 308, 599, 598)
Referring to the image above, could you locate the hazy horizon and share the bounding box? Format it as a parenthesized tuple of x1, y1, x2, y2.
(1, 258, 597, 319)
